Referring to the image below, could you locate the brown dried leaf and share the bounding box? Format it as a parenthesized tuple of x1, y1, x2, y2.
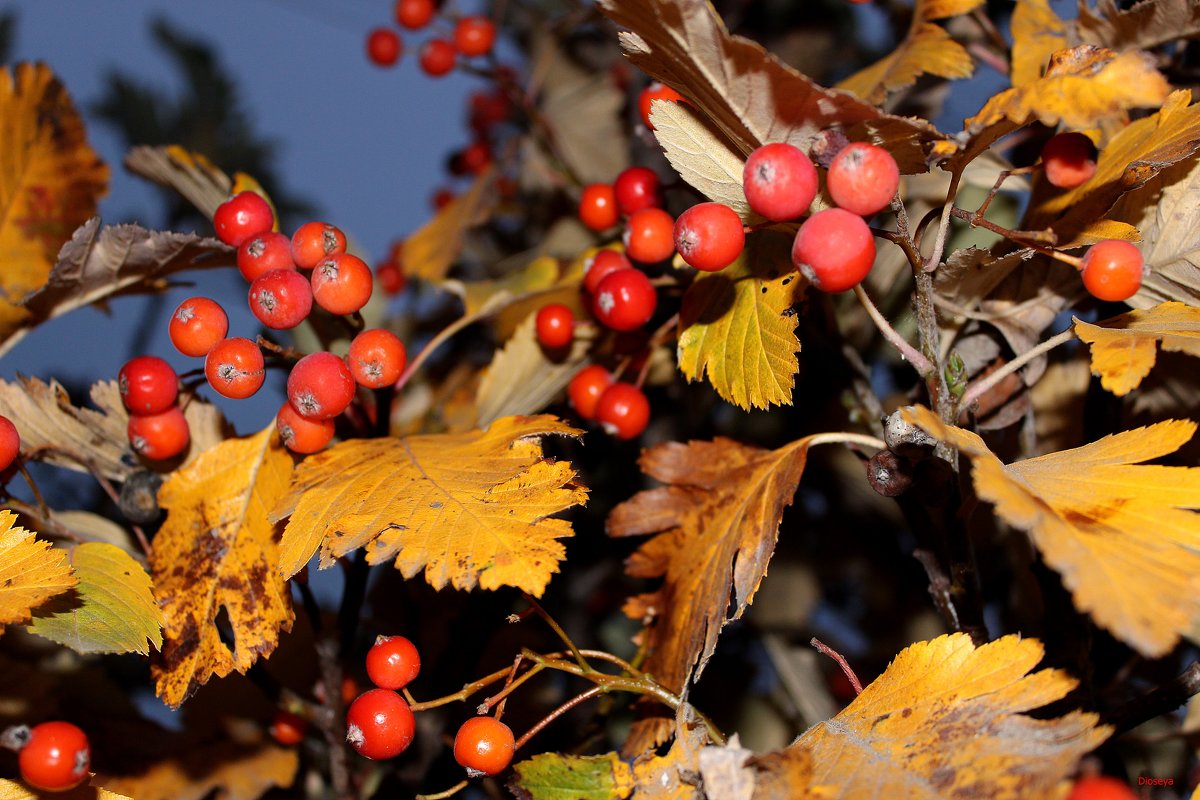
(1074, 302, 1200, 396)
(403, 167, 498, 283)
(124, 145, 232, 219)
(597, 0, 948, 173)
(0, 510, 76, 628)
(96, 741, 298, 800)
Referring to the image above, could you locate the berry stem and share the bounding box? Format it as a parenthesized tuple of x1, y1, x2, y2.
(948, 206, 1063, 253)
(970, 165, 1033, 224)
(1, 498, 85, 545)
(810, 637, 863, 695)
(956, 326, 1076, 413)
(15, 457, 51, 521)
(255, 335, 305, 361)
(512, 685, 605, 751)
(415, 779, 469, 800)
(479, 658, 545, 717)
(852, 284, 932, 376)
(520, 592, 591, 671)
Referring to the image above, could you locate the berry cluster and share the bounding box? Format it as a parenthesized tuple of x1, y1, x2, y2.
(2, 720, 91, 792)
(120, 355, 189, 461)
(365, 0, 497, 77)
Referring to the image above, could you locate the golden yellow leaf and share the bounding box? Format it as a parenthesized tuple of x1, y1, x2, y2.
(1011, 0, 1069, 87)
(677, 231, 803, 410)
(151, 427, 295, 707)
(125, 145, 231, 219)
(271, 415, 586, 596)
(750, 746, 831, 800)
(0, 510, 75, 627)
(651, 102, 759, 222)
(0, 779, 132, 800)
(443, 255, 562, 318)
(1059, 219, 1141, 248)
(403, 167, 497, 283)
(608, 435, 814, 695)
(597, 0, 948, 173)
(1074, 302, 1200, 396)
(96, 741, 298, 800)
(905, 406, 1200, 657)
(791, 634, 1108, 798)
(0, 63, 108, 347)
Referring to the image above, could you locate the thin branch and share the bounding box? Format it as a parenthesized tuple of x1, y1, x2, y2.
(513, 686, 605, 751)
(810, 638, 862, 695)
(957, 327, 1076, 412)
(1107, 661, 1200, 736)
(853, 284, 933, 376)
(521, 592, 591, 671)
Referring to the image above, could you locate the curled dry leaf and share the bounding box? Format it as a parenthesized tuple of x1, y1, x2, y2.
(776, 634, 1108, 798)
(698, 735, 755, 800)
(403, 166, 498, 283)
(271, 415, 586, 597)
(1077, 0, 1200, 54)
(1074, 302, 1200, 396)
(509, 752, 635, 800)
(0, 510, 76, 629)
(0, 62, 109, 349)
(905, 405, 1200, 657)
(151, 427, 295, 707)
(124, 145, 232, 219)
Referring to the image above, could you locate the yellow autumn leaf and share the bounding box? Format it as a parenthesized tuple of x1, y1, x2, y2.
(95, 740, 298, 800)
(0, 510, 76, 628)
(1074, 302, 1200, 396)
(677, 231, 803, 410)
(0, 63, 108, 346)
(792, 634, 1109, 798)
(1010, 0, 1069, 87)
(403, 167, 498, 283)
(271, 415, 586, 597)
(0, 780, 131, 800)
(651, 102, 759, 222)
(905, 406, 1200, 657)
(151, 427, 295, 707)
(443, 255, 562, 318)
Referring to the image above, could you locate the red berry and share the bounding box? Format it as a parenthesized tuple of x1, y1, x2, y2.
(0, 415, 20, 473)
(118, 356, 179, 415)
(593, 269, 657, 331)
(454, 16, 496, 57)
(348, 329, 407, 389)
(579, 184, 619, 232)
(743, 142, 818, 221)
(128, 406, 190, 461)
(420, 39, 457, 77)
(595, 382, 650, 439)
(288, 352, 356, 420)
(613, 166, 662, 216)
(312, 254, 374, 316)
(270, 709, 309, 747)
(204, 337, 266, 400)
(567, 365, 612, 421)
(826, 142, 900, 217)
(469, 90, 510, 134)
(623, 208, 676, 264)
(346, 689, 415, 760)
(366, 28, 403, 67)
(638, 82, 683, 130)
(1080, 239, 1145, 302)
(1066, 775, 1137, 800)
(213, 191, 274, 247)
(17, 721, 90, 793)
(453, 716, 515, 777)
(377, 262, 405, 295)
(583, 249, 633, 295)
(365, 635, 421, 690)
(674, 202, 745, 272)
(276, 402, 335, 455)
(170, 297, 229, 357)
(395, 0, 435, 29)
(1042, 132, 1098, 189)
(791, 208, 876, 292)
(453, 140, 492, 176)
(535, 304, 575, 350)
(238, 231, 296, 282)
(249, 269, 314, 330)
(291, 222, 347, 270)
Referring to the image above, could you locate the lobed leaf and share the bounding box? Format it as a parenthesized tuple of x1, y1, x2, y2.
(1074, 302, 1200, 396)
(651, 102, 759, 222)
(0, 510, 76, 628)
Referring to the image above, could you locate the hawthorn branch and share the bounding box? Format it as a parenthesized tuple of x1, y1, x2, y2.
(957, 327, 1076, 413)
(853, 283, 932, 376)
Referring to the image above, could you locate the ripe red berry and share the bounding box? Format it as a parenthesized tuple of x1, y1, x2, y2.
(1042, 131, 1098, 189)
(583, 249, 633, 295)
(291, 222, 347, 270)
(16, 721, 91, 793)
(431, 188, 455, 210)
(567, 365, 612, 420)
(312, 254, 374, 316)
(119, 356, 179, 415)
(270, 709, 309, 747)
(453, 140, 492, 176)
(613, 166, 662, 216)
(128, 406, 190, 461)
(595, 382, 650, 439)
(249, 269, 313, 330)
(205, 337, 266, 400)
(534, 304, 575, 350)
(0, 415, 20, 473)
(288, 352, 357, 420)
(395, 0, 435, 29)
(213, 191, 274, 247)
(453, 716, 515, 777)
(1080, 239, 1145, 302)
(376, 243, 407, 295)
(469, 90, 511, 134)
(454, 16, 496, 57)
(674, 202, 745, 272)
(170, 297, 229, 358)
(826, 142, 900, 217)
(638, 82, 683, 130)
(1065, 775, 1137, 800)
(593, 269, 657, 331)
(366, 28, 403, 67)
(743, 142, 818, 221)
(365, 635, 421, 690)
(346, 689, 416, 760)
(348, 329, 408, 389)
(791, 208, 876, 292)
(276, 402, 335, 455)
(238, 231, 296, 282)
(623, 208, 676, 264)
(420, 39, 457, 77)
(579, 184, 619, 232)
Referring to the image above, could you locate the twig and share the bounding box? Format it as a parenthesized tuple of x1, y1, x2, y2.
(806, 432, 887, 452)
(923, 171, 964, 273)
(314, 636, 352, 800)
(1, 498, 84, 545)
(521, 592, 591, 671)
(853, 284, 932, 376)
(810, 638, 863, 695)
(1106, 662, 1200, 736)
(957, 327, 1076, 413)
(912, 549, 960, 631)
(949, 206, 1060, 248)
(15, 459, 51, 521)
(513, 686, 605, 751)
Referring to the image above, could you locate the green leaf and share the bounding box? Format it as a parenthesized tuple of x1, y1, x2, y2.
(677, 230, 802, 410)
(28, 542, 163, 655)
(509, 752, 633, 800)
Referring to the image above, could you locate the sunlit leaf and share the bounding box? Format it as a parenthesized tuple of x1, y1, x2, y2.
(1074, 302, 1200, 396)
(443, 255, 562, 318)
(651, 102, 759, 222)
(510, 752, 634, 800)
(95, 741, 298, 800)
(0, 780, 131, 800)
(403, 167, 497, 282)
(1010, 0, 1069, 87)
(0, 510, 75, 628)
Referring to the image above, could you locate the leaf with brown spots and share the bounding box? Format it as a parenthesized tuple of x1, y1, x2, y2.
(151, 427, 294, 707)
(95, 740, 298, 800)
(271, 416, 586, 597)
(0, 510, 75, 629)
(1074, 302, 1200, 396)
(905, 406, 1200, 657)
(781, 634, 1108, 798)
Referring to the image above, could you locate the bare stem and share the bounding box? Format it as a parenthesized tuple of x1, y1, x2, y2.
(806, 432, 887, 452)
(853, 284, 932, 376)
(957, 327, 1076, 412)
(521, 592, 591, 671)
(415, 779, 469, 800)
(923, 171, 964, 273)
(810, 637, 863, 695)
(513, 685, 605, 751)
